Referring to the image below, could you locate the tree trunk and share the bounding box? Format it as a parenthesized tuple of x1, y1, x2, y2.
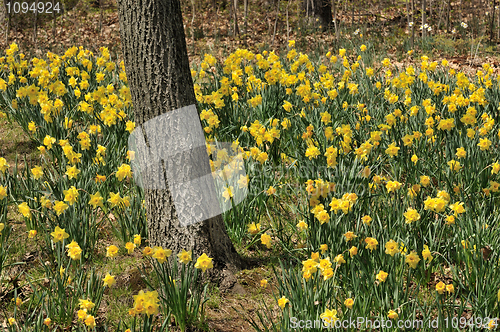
(490, 0, 496, 42)
(351, 0, 354, 27)
(332, 0, 338, 38)
(446, 0, 451, 32)
(436, 0, 446, 32)
(52, 0, 56, 42)
(233, 0, 239, 35)
(422, 0, 426, 39)
(116, 0, 243, 285)
(243, 0, 248, 34)
(33, 0, 38, 49)
(99, 0, 103, 35)
(411, 0, 415, 47)
(303, 0, 332, 30)
(271, 0, 279, 46)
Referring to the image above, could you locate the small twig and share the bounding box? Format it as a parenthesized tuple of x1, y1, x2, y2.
(271, 0, 280, 47)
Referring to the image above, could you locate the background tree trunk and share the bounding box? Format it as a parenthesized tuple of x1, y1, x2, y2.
(422, 0, 426, 39)
(243, 0, 248, 34)
(303, 0, 333, 29)
(232, 0, 239, 35)
(116, 0, 243, 285)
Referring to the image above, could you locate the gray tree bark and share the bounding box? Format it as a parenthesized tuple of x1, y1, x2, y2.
(0, 0, 7, 44)
(116, 0, 243, 284)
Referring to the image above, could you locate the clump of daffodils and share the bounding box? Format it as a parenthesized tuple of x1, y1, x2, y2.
(129, 290, 160, 316)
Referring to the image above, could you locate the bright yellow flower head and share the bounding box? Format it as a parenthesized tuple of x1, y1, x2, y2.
(320, 308, 338, 326)
(420, 175, 431, 187)
(376, 270, 388, 282)
(385, 142, 400, 157)
(53, 201, 69, 216)
(316, 209, 330, 224)
(84, 315, 96, 328)
(447, 159, 462, 172)
(333, 254, 346, 265)
(0, 185, 7, 201)
(143, 246, 154, 257)
(386, 181, 402, 193)
(132, 289, 160, 317)
(388, 310, 399, 320)
(385, 240, 399, 256)
(79, 298, 95, 311)
(107, 192, 123, 208)
(405, 251, 421, 269)
(266, 186, 277, 195)
(106, 245, 119, 258)
(30, 165, 43, 180)
(491, 162, 500, 175)
(365, 237, 378, 251)
(403, 208, 421, 223)
(318, 257, 331, 272)
(445, 284, 454, 293)
(18, 202, 32, 219)
(125, 121, 135, 133)
(478, 138, 492, 151)
(436, 281, 446, 294)
(116, 164, 132, 181)
(177, 249, 192, 264)
(103, 273, 116, 287)
(349, 246, 358, 257)
(261, 233, 272, 248)
(411, 154, 418, 165)
(361, 215, 372, 225)
(302, 258, 318, 275)
(248, 222, 261, 235)
(278, 296, 289, 309)
(125, 242, 136, 254)
(67, 242, 82, 260)
(43, 135, 56, 149)
(297, 220, 308, 231)
(88, 192, 104, 209)
(344, 231, 357, 242)
(152, 246, 172, 263)
(449, 201, 466, 215)
(133, 234, 142, 245)
(194, 253, 214, 272)
(65, 165, 81, 180)
(456, 147, 467, 159)
(63, 186, 79, 206)
(422, 245, 433, 262)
